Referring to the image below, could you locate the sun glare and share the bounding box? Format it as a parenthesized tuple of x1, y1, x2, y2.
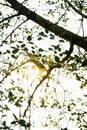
(20, 62, 47, 81)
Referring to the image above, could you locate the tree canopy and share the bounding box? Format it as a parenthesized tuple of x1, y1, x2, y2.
(0, 0, 87, 130)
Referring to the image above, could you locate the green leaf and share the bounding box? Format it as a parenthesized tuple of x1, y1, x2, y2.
(4, 105, 9, 111)
(45, 29, 49, 33)
(55, 56, 60, 62)
(76, 74, 80, 81)
(32, 50, 35, 54)
(23, 47, 28, 52)
(27, 35, 32, 41)
(7, 50, 10, 53)
(0, 51, 2, 55)
(8, 91, 14, 98)
(39, 32, 44, 36)
(82, 59, 87, 67)
(26, 123, 31, 127)
(38, 37, 42, 40)
(54, 51, 57, 54)
(11, 54, 17, 59)
(2, 40, 8, 44)
(48, 48, 53, 50)
(38, 31, 47, 37)
(67, 105, 71, 111)
(11, 121, 17, 125)
(12, 48, 19, 54)
(50, 34, 55, 39)
(31, 46, 35, 49)
(52, 45, 61, 51)
(3, 121, 6, 126)
(57, 45, 61, 52)
(80, 81, 87, 89)
(38, 48, 44, 52)
(0, 11, 2, 15)
(21, 44, 26, 48)
(18, 41, 23, 43)
(59, 39, 64, 43)
(15, 99, 21, 107)
(29, 42, 34, 44)
(18, 119, 26, 126)
(61, 128, 68, 130)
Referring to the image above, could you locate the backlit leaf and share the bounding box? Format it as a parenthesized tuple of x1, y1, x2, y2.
(27, 35, 32, 41)
(12, 48, 19, 54)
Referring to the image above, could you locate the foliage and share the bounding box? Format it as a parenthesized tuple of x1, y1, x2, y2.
(0, 0, 87, 130)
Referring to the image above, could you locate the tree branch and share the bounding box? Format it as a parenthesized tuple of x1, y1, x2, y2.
(65, 0, 87, 19)
(0, 56, 32, 84)
(60, 43, 74, 63)
(23, 43, 74, 117)
(6, 0, 87, 51)
(0, 13, 19, 24)
(23, 68, 51, 117)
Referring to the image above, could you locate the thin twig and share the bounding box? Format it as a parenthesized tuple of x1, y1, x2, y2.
(55, 5, 69, 24)
(0, 2, 11, 8)
(0, 58, 30, 84)
(3, 19, 28, 41)
(0, 13, 19, 24)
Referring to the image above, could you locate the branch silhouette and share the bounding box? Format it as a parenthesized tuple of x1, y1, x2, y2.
(6, 0, 87, 51)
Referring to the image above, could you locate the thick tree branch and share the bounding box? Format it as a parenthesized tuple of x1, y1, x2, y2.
(6, 0, 87, 51)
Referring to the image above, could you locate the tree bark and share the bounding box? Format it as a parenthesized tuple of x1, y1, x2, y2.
(6, 0, 87, 51)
